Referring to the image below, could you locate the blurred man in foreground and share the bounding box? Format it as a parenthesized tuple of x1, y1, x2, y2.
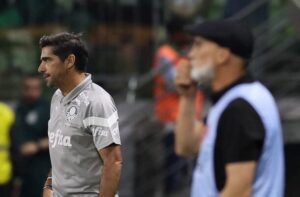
(175, 20, 284, 197)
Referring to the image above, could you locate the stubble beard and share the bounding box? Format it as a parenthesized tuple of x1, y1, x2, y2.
(190, 61, 214, 86)
(45, 75, 60, 88)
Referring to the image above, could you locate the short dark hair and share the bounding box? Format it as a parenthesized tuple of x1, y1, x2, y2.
(39, 32, 89, 72)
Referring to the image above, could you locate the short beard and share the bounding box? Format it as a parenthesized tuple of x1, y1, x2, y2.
(190, 62, 214, 86)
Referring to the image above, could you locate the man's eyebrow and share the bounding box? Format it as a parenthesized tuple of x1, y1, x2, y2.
(41, 56, 50, 61)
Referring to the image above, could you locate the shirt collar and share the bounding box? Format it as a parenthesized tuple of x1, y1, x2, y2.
(211, 72, 255, 104)
(61, 73, 92, 105)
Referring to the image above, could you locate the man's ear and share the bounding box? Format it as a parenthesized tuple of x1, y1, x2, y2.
(65, 54, 76, 69)
(216, 48, 230, 65)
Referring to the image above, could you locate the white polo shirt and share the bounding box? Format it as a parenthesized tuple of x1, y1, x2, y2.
(48, 74, 121, 197)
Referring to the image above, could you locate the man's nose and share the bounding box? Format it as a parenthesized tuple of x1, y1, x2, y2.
(38, 63, 44, 73)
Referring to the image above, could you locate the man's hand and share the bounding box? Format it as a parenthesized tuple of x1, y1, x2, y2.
(43, 188, 53, 197)
(38, 138, 49, 150)
(43, 171, 52, 197)
(175, 61, 198, 97)
(175, 61, 204, 156)
(20, 142, 39, 156)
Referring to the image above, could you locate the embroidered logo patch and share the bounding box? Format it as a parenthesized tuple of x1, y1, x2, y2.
(66, 106, 78, 121)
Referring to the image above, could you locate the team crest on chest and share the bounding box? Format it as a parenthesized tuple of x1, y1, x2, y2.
(66, 105, 79, 121)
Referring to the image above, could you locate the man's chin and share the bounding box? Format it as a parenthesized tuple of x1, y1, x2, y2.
(191, 74, 212, 86)
(190, 67, 214, 86)
(46, 81, 54, 87)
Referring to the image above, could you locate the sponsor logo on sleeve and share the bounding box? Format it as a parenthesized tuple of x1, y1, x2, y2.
(91, 126, 108, 137)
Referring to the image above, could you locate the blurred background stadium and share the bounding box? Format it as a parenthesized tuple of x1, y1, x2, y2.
(0, 0, 300, 196)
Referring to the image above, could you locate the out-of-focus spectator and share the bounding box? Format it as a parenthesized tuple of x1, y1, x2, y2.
(11, 73, 50, 197)
(0, 102, 15, 197)
(152, 15, 203, 196)
(153, 15, 203, 125)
